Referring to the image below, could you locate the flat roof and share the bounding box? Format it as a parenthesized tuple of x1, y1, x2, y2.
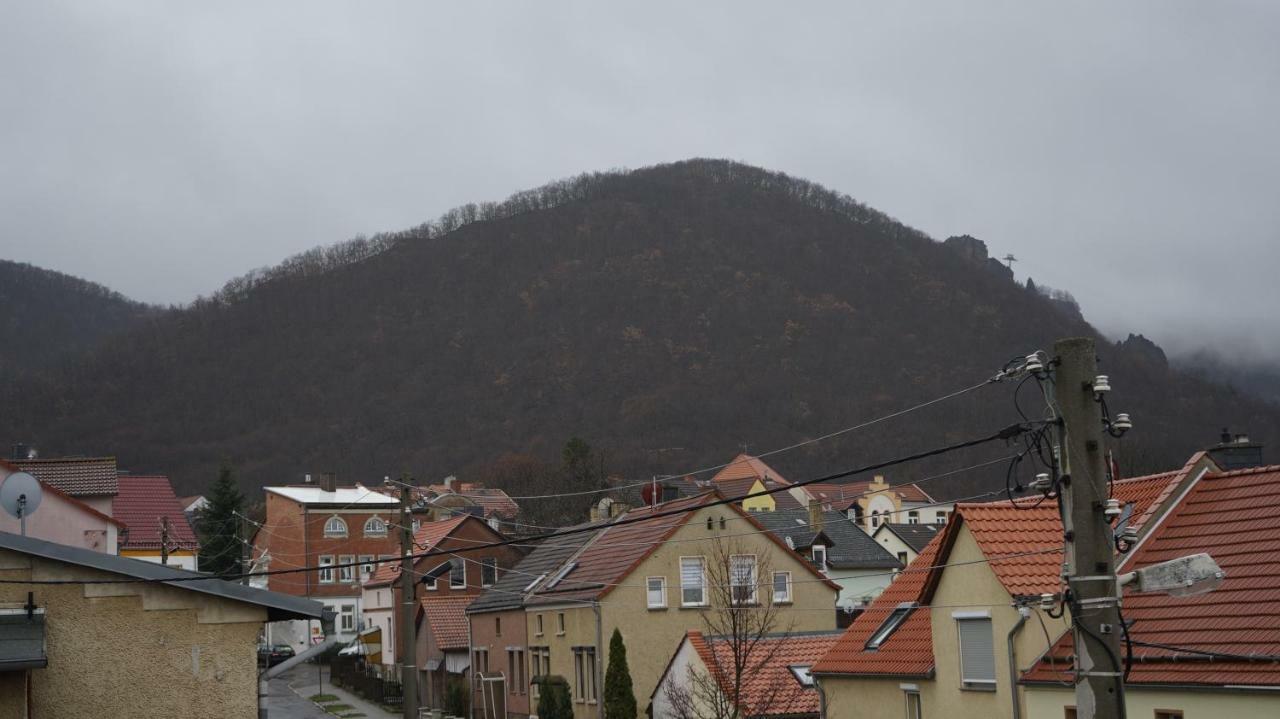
(264, 485, 398, 506)
(0, 531, 324, 621)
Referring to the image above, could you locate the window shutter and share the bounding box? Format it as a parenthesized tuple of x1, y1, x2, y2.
(957, 618, 996, 683)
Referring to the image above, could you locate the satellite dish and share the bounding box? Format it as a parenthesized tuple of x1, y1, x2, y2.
(1, 473, 43, 532)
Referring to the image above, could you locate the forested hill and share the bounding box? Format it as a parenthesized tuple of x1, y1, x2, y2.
(4, 160, 1277, 499)
(0, 260, 156, 376)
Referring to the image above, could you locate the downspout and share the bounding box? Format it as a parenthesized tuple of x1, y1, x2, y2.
(468, 609, 475, 719)
(815, 676, 828, 719)
(259, 610, 338, 719)
(1007, 606, 1030, 719)
(594, 601, 603, 719)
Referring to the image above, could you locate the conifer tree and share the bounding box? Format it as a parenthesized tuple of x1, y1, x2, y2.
(196, 463, 245, 576)
(604, 628, 637, 719)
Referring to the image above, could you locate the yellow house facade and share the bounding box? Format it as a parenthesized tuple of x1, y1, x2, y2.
(516, 496, 840, 719)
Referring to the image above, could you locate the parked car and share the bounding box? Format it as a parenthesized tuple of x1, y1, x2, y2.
(257, 643, 296, 667)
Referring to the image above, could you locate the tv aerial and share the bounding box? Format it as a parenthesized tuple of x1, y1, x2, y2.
(1, 472, 43, 536)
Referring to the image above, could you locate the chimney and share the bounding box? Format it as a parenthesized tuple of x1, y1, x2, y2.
(610, 502, 630, 518)
(319, 472, 337, 492)
(1207, 428, 1264, 471)
(808, 499, 824, 534)
(589, 505, 601, 522)
(304, 474, 312, 484)
(444, 476, 456, 492)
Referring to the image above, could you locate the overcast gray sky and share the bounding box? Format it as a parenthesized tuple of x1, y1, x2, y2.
(3, 1, 1277, 359)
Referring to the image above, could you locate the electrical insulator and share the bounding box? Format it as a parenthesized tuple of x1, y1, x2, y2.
(1031, 473, 1053, 493)
(1093, 375, 1112, 394)
(1121, 525, 1138, 543)
(1104, 498, 1122, 519)
(1113, 413, 1132, 432)
(1024, 353, 1044, 374)
(1039, 593, 1057, 610)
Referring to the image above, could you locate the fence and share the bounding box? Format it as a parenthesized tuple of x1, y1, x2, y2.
(330, 656, 403, 708)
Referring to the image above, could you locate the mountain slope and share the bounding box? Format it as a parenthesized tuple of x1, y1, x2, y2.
(0, 260, 155, 375)
(4, 160, 1276, 497)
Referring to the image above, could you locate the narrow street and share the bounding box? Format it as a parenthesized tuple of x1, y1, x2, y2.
(266, 664, 329, 719)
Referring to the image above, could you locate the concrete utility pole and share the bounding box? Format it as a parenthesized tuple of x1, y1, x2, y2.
(1054, 337, 1125, 719)
(398, 476, 419, 719)
(160, 516, 171, 566)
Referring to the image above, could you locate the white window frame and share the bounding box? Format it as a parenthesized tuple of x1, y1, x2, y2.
(573, 647, 598, 703)
(905, 690, 923, 719)
(338, 555, 355, 583)
(812, 544, 827, 568)
(318, 555, 335, 584)
(646, 576, 667, 609)
(556, 612, 565, 636)
(935, 511, 948, 525)
(907, 511, 920, 525)
(363, 516, 387, 537)
(772, 571, 793, 604)
(450, 559, 466, 589)
(535, 614, 544, 636)
(730, 554, 758, 605)
(680, 556, 707, 607)
(359, 555, 375, 578)
(481, 557, 498, 587)
(323, 516, 347, 538)
(339, 603, 356, 632)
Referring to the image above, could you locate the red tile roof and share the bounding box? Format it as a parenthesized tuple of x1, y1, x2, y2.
(711, 454, 791, 485)
(114, 475, 199, 551)
(813, 521, 958, 677)
(421, 595, 475, 651)
(1024, 464, 1280, 688)
(685, 630, 842, 717)
(527, 494, 712, 604)
(366, 514, 472, 587)
(425, 483, 520, 519)
(13, 456, 118, 497)
(962, 468, 1188, 597)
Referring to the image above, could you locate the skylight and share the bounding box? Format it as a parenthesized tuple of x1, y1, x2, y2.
(789, 665, 815, 687)
(864, 603, 917, 651)
(544, 562, 577, 589)
(523, 572, 548, 592)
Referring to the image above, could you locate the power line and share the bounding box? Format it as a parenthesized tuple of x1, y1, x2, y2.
(0, 421, 1035, 586)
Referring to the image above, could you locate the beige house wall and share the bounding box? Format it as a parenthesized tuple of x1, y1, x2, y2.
(817, 674, 939, 719)
(528, 504, 839, 719)
(927, 525, 1070, 719)
(0, 548, 269, 719)
(1024, 685, 1280, 719)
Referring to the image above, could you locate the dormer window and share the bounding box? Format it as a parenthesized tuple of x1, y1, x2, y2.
(323, 516, 348, 538)
(811, 544, 827, 569)
(364, 516, 387, 537)
(907, 511, 919, 525)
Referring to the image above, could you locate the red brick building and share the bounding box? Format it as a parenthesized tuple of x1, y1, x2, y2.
(252, 477, 400, 645)
(361, 513, 525, 709)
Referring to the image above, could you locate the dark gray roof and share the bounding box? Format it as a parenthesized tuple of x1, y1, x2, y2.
(466, 524, 598, 614)
(752, 509, 901, 570)
(13, 456, 118, 497)
(0, 531, 323, 621)
(878, 523, 942, 553)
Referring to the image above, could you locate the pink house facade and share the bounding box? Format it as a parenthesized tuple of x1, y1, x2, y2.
(0, 459, 123, 553)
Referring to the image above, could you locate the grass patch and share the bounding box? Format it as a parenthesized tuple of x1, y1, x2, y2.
(324, 704, 354, 714)
(310, 694, 339, 702)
